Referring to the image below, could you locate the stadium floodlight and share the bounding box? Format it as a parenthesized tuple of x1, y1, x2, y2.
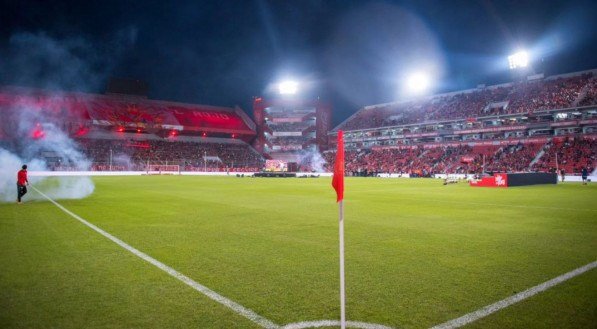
(406, 72, 431, 95)
(278, 80, 298, 95)
(508, 51, 529, 69)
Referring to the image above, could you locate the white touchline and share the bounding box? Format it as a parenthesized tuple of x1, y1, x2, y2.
(430, 260, 597, 329)
(31, 186, 279, 329)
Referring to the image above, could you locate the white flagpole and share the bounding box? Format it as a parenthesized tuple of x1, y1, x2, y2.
(339, 199, 346, 329)
(555, 152, 561, 182)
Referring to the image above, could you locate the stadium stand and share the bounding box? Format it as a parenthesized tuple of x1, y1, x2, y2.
(325, 136, 595, 176)
(78, 138, 263, 172)
(337, 71, 596, 130)
(1, 69, 595, 175)
(506, 74, 592, 114)
(329, 70, 597, 176)
(0, 86, 264, 171)
(578, 79, 597, 107)
(532, 137, 595, 174)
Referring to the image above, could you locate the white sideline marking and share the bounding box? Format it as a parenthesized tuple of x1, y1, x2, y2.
(430, 260, 597, 329)
(282, 320, 393, 329)
(31, 186, 279, 329)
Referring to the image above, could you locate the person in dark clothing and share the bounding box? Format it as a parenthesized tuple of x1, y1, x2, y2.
(17, 165, 29, 204)
(581, 167, 588, 185)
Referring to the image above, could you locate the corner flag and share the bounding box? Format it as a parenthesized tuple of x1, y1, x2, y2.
(332, 130, 344, 202)
(332, 130, 347, 329)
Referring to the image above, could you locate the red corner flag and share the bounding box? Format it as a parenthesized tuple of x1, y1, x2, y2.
(332, 130, 344, 202)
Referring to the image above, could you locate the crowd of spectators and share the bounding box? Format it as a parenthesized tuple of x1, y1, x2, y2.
(338, 73, 596, 131)
(507, 74, 592, 114)
(422, 87, 511, 122)
(578, 79, 597, 107)
(532, 137, 595, 174)
(324, 138, 595, 175)
(432, 146, 476, 174)
(340, 106, 395, 131)
(77, 138, 264, 171)
(483, 143, 544, 173)
(79, 135, 592, 174)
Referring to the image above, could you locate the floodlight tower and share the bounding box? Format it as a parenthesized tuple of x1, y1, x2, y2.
(406, 72, 431, 95)
(278, 80, 299, 95)
(508, 50, 532, 80)
(508, 51, 529, 70)
(252, 79, 332, 163)
(402, 71, 433, 98)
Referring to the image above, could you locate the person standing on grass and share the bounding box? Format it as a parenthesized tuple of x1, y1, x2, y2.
(17, 165, 29, 204)
(581, 167, 588, 185)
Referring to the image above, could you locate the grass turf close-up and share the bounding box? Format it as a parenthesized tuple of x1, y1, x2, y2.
(1, 176, 596, 328)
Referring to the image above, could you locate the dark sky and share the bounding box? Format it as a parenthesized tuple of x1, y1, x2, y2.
(1, 0, 596, 126)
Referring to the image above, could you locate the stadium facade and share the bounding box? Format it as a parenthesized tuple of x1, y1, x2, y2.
(0, 69, 595, 175)
(252, 97, 332, 163)
(328, 69, 596, 176)
(0, 86, 263, 172)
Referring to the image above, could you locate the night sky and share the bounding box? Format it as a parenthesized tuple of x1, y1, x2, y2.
(1, 0, 596, 126)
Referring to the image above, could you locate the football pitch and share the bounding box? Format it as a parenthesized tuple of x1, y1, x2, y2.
(1, 176, 595, 328)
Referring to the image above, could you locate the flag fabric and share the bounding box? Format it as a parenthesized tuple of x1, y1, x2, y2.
(332, 130, 344, 202)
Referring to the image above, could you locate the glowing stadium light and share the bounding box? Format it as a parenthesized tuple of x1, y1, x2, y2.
(75, 126, 89, 137)
(508, 51, 529, 69)
(406, 72, 431, 95)
(278, 80, 298, 95)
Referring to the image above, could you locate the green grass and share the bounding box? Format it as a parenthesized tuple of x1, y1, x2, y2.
(1, 176, 595, 328)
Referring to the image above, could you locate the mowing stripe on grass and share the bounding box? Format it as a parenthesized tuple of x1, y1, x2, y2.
(405, 197, 597, 212)
(430, 260, 597, 329)
(31, 186, 279, 329)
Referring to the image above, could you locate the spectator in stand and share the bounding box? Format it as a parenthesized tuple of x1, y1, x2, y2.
(77, 138, 264, 172)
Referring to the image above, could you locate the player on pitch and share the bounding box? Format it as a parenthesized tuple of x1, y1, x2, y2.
(17, 165, 29, 204)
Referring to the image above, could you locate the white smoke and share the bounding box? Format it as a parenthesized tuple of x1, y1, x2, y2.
(0, 149, 95, 202)
(16, 110, 91, 170)
(0, 109, 95, 202)
(0, 30, 136, 203)
(298, 149, 327, 172)
(112, 153, 134, 170)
